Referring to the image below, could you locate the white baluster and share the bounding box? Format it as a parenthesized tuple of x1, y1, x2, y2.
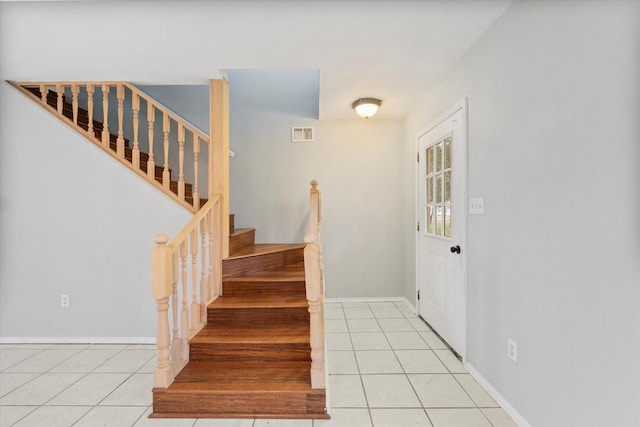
(116, 84, 125, 158)
(86, 84, 95, 138)
(190, 229, 199, 329)
(101, 84, 110, 148)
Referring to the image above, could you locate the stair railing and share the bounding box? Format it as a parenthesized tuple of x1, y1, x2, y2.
(304, 180, 326, 389)
(11, 81, 210, 213)
(151, 194, 223, 388)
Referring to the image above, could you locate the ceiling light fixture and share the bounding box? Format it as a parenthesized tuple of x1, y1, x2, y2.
(352, 98, 382, 118)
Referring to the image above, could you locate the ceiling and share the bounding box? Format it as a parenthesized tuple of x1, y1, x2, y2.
(0, 0, 512, 119)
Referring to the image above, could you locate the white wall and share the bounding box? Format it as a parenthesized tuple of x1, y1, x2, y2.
(0, 82, 192, 340)
(229, 70, 405, 298)
(402, 1, 640, 426)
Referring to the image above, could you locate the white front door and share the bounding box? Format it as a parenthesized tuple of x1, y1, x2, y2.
(417, 101, 467, 358)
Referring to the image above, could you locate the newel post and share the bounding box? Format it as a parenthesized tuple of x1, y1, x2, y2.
(209, 78, 230, 258)
(152, 233, 174, 389)
(305, 238, 326, 389)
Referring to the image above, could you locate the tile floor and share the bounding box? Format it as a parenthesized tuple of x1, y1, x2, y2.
(0, 301, 518, 427)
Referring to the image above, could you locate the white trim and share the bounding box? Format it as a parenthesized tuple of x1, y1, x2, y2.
(415, 97, 469, 359)
(465, 362, 533, 427)
(0, 337, 155, 344)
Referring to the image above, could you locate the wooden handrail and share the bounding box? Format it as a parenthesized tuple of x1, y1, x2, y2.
(304, 180, 326, 389)
(151, 194, 223, 388)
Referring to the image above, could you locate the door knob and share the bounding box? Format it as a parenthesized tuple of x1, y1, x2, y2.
(450, 245, 461, 254)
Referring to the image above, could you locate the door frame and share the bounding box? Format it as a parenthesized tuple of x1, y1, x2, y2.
(415, 97, 469, 360)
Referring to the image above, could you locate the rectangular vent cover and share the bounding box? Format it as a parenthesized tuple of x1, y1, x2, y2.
(291, 127, 314, 142)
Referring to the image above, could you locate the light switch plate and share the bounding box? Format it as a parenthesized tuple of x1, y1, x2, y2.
(469, 198, 484, 215)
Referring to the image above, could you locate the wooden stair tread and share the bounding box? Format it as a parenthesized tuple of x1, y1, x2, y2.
(209, 295, 307, 309)
(225, 243, 306, 260)
(224, 262, 305, 282)
(170, 361, 315, 391)
(191, 325, 309, 343)
(230, 227, 255, 237)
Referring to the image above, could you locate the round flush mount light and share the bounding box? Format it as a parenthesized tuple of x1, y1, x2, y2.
(352, 98, 382, 118)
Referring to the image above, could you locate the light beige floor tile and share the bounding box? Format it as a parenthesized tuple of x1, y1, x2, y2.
(0, 406, 38, 426)
(328, 375, 367, 407)
(419, 332, 448, 349)
(370, 408, 433, 427)
(13, 405, 91, 427)
(0, 373, 83, 405)
(368, 302, 398, 308)
(385, 332, 429, 350)
(395, 350, 448, 374)
(326, 334, 353, 351)
(254, 419, 312, 426)
(94, 349, 155, 373)
(49, 344, 92, 350)
(355, 351, 403, 374)
(325, 319, 348, 333)
(50, 348, 121, 373)
(454, 374, 498, 407)
(0, 372, 39, 397)
(481, 408, 519, 427)
(328, 351, 359, 374)
(341, 302, 369, 308)
(371, 306, 404, 319)
(88, 344, 129, 350)
(398, 306, 418, 318)
(350, 333, 390, 350)
(6, 349, 83, 373)
(378, 318, 414, 332)
(409, 374, 475, 408)
(100, 373, 153, 406)
(47, 373, 130, 405)
(194, 419, 254, 426)
(314, 408, 371, 427)
(73, 405, 147, 427)
(406, 318, 431, 331)
(361, 374, 421, 408)
(127, 344, 156, 350)
(135, 406, 196, 426)
(0, 344, 18, 350)
(324, 308, 345, 320)
(344, 308, 374, 319)
(13, 344, 54, 350)
(346, 319, 381, 333)
(433, 350, 467, 373)
(0, 349, 43, 371)
(137, 356, 157, 373)
(324, 302, 343, 309)
(427, 408, 492, 427)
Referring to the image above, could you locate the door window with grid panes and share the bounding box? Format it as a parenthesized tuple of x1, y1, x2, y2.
(425, 135, 452, 238)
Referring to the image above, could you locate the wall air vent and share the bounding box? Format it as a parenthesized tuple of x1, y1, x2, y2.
(291, 127, 314, 143)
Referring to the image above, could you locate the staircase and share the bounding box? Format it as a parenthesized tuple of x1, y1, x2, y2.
(151, 215, 328, 419)
(11, 80, 327, 420)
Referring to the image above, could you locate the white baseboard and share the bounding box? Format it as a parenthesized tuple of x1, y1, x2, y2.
(0, 337, 155, 344)
(464, 361, 533, 427)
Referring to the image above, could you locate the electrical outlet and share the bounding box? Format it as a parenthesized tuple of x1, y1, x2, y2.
(507, 338, 518, 362)
(60, 294, 70, 308)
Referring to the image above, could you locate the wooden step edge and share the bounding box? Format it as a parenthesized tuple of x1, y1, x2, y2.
(150, 412, 330, 420)
(223, 276, 306, 283)
(230, 227, 255, 237)
(207, 299, 309, 310)
(224, 244, 306, 261)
